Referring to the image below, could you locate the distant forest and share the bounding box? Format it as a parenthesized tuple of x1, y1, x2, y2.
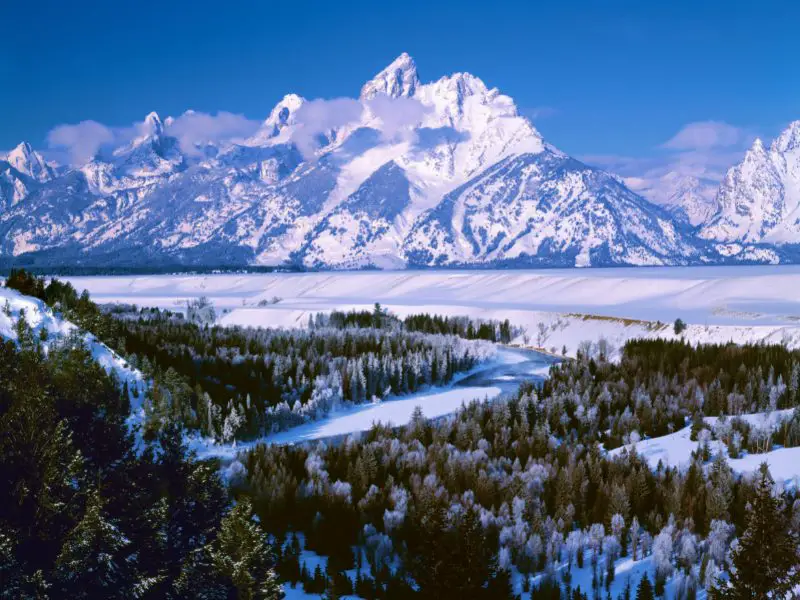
(0, 263, 305, 276)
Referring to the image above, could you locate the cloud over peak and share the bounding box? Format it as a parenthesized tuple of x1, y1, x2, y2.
(46, 111, 262, 165)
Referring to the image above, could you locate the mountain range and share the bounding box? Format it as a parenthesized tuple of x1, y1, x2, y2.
(2, 53, 799, 269)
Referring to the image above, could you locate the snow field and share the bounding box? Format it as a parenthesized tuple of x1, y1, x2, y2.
(65, 266, 800, 361)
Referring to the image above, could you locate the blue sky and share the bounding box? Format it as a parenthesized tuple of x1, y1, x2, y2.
(2, 0, 797, 164)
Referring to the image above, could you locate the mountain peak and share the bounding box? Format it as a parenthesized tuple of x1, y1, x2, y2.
(265, 94, 304, 132)
(360, 52, 419, 100)
(7, 141, 53, 183)
(10, 141, 34, 158)
(772, 120, 800, 154)
(142, 111, 164, 137)
(748, 137, 767, 156)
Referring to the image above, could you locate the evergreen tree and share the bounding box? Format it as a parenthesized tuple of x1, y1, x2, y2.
(622, 577, 632, 600)
(0, 530, 24, 599)
(53, 489, 131, 599)
(636, 574, 654, 600)
(712, 463, 800, 598)
(209, 498, 283, 599)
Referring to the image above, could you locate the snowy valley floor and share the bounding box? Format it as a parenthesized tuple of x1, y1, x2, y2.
(65, 265, 800, 359)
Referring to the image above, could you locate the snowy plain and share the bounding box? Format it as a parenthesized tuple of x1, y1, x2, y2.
(66, 265, 800, 359)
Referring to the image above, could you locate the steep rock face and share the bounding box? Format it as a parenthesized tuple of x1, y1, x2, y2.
(0, 142, 57, 210)
(360, 53, 420, 100)
(0, 53, 729, 268)
(0, 170, 113, 256)
(700, 122, 800, 245)
(7, 142, 55, 183)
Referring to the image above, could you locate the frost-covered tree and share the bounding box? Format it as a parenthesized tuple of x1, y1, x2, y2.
(652, 524, 674, 593)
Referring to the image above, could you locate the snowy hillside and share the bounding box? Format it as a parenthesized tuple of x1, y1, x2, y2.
(0, 53, 760, 269)
(610, 409, 800, 487)
(0, 285, 146, 424)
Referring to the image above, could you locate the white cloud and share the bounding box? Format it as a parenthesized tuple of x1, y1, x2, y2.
(662, 120, 744, 150)
(46, 111, 262, 165)
(286, 94, 431, 157)
(520, 106, 559, 122)
(47, 120, 116, 165)
(365, 95, 430, 142)
(165, 111, 261, 155)
(290, 98, 364, 157)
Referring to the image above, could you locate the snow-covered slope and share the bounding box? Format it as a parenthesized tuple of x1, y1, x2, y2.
(660, 174, 720, 227)
(701, 122, 800, 248)
(1, 54, 785, 268)
(611, 409, 800, 486)
(0, 142, 57, 211)
(404, 151, 698, 267)
(0, 286, 146, 425)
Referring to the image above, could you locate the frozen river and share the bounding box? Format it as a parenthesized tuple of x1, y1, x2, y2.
(192, 346, 555, 457)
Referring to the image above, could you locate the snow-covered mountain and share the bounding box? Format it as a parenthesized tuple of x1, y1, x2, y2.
(700, 122, 800, 247)
(404, 151, 697, 267)
(0, 142, 56, 211)
(0, 53, 783, 269)
(637, 172, 721, 228)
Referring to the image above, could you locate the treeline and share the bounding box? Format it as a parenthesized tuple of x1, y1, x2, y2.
(0, 333, 282, 598)
(4, 270, 494, 442)
(236, 339, 800, 598)
(314, 304, 516, 344)
(4, 268, 128, 346)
